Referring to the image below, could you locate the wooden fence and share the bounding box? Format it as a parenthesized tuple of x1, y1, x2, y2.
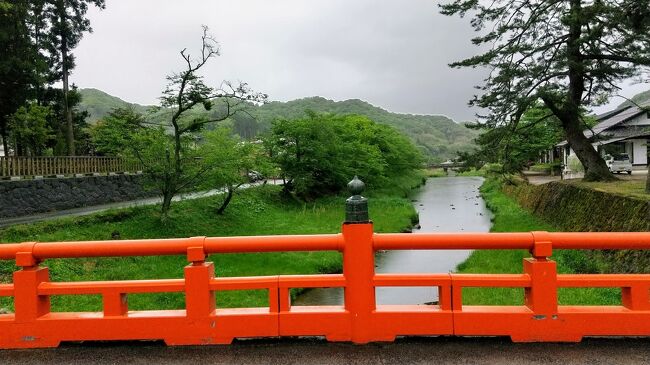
(0, 156, 143, 178)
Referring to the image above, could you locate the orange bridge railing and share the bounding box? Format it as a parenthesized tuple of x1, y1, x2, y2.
(2, 227, 650, 348)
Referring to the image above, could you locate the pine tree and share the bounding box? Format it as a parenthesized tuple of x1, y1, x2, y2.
(440, 0, 650, 181)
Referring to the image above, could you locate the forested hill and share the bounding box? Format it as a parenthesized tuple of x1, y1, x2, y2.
(252, 98, 478, 160)
(79, 88, 151, 123)
(78, 90, 477, 161)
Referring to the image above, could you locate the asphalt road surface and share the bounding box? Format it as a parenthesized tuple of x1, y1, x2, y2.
(2, 337, 650, 365)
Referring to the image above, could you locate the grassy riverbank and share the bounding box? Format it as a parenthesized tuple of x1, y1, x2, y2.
(457, 177, 619, 306)
(0, 184, 418, 312)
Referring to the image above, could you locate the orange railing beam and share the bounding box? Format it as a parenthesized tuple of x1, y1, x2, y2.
(0, 234, 342, 260)
(37, 279, 185, 295)
(204, 234, 342, 253)
(373, 232, 535, 250)
(373, 232, 650, 251)
(0, 284, 13, 297)
(551, 232, 650, 249)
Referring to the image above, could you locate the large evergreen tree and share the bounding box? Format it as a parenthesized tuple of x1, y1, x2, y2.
(440, 0, 650, 181)
(0, 1, 42, 156)
(43, 0, 105, 155)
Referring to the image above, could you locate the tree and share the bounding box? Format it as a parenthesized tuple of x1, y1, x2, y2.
(462, 104, 566, 173)
(40, 86, 91, 155)
(440, 0, 650, 181)
(268, 112, 423, 199)
(96, 27, 267, 218)
(90, 107, 146, 156)
(44, 0, 105, 155)
(7, 104, 53, 156)
(199, 128, 272, 214)
(0, 1, 43, 156)
(232, 112, 259, 140)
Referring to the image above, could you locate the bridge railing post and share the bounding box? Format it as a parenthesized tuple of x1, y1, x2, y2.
(524, 231, 557, 316)
(184, 238, 215, 320)
(13, 242, 50, 323)
(342, 176, 376, 344)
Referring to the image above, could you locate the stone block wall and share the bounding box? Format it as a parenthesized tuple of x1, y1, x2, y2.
(0, 175, 154, 218)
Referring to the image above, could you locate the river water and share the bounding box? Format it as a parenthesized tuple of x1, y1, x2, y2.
(294, 176, 493, 306)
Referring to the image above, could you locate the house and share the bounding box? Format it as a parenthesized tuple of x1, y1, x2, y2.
(558, 104, 650, 169)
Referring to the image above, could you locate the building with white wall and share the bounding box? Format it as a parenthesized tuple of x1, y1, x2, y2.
(558, 104, 650, 168)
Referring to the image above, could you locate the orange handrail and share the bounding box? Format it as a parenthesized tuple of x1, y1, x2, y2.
(3, 226, 650, 348)
(0, 234, 343, 260)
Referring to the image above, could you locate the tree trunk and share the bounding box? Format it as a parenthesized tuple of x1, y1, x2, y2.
(552, 0, 614, 182)
(646, 160, 650, 193)
(161, 190, 173, 219)
(61, 38, 75, 156)
(57, 0, 74, 156)
(562, 114, 614, 181)
(0, 122, 8, 157)
(216, 186, 234, 215)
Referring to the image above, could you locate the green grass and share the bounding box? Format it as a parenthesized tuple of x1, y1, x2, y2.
(0, 185, 418, 312)
(566, 179, 649, 201)
(457, 177, 620, 306)
(456, 168, 486, 177)
(424, 168, 447, 178)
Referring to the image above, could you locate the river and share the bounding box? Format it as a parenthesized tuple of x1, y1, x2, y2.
(293, 176, 493, 306)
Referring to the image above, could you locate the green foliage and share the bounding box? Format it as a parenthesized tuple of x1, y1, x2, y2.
(79, 88, 150, 124)
(460, 104, 565, 173)
(0, 186, 417, 311)
(268, 112, 423, 198)
(77, 91, 479, 162)
(253, 98, 477, 162)
(7, 104, 53, 155)
(198, 128, 273, 214)
(0, 0, 45, 153)
(90, 108, 146, 156)
(440, 0, 650, 180)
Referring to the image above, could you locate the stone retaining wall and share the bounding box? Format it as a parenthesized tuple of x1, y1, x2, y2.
(0, 175, 153, 218)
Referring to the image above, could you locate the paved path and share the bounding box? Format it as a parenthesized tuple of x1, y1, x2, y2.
(0, 180, 283, 228)
(2, 337, 650, 364)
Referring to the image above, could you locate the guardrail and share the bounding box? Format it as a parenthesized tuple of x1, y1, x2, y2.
(2, 228, 650, 348)
(0, 156, 143, 179)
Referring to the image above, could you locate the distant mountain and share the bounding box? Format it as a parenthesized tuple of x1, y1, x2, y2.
(78, 88, 151, 123)
(78, 89, 477, 161)
(617, 89, 650, 109)
(250, 97, 478, 160)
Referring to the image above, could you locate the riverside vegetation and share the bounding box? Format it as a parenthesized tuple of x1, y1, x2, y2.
(458, 176, 619, 306)
(0, 176, 422, 312)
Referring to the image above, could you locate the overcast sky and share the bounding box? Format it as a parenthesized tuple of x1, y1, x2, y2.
(73, 0, 649, 122)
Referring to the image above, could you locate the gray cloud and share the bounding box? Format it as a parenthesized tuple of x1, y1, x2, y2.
(72, 0, 646, 122)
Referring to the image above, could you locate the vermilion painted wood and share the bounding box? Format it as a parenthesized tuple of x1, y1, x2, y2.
(3, 226, 650, 348)
(0, 284, 13, 297)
